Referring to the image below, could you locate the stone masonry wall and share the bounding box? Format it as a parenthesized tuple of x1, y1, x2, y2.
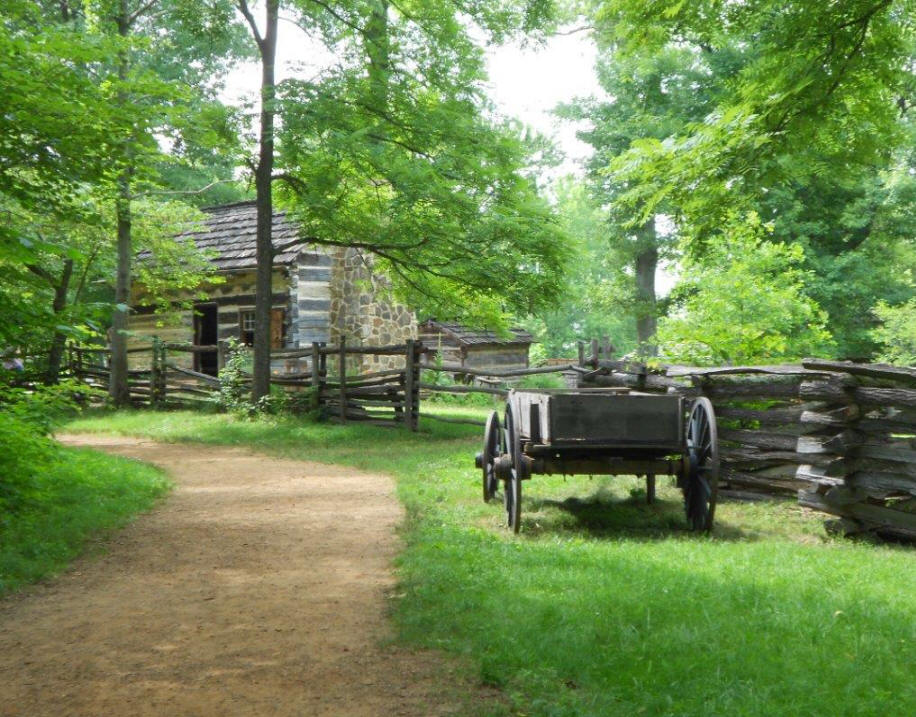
(329, 247, 417, 372)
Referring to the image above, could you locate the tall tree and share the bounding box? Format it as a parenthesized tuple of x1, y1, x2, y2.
(72, 0, 245, 403)
(236, 0, 278, 402)
(237, 0, 568, 401)
(582, 0, 916, 360)
(559, 44, 724, 354)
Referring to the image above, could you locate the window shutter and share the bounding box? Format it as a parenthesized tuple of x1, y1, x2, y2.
(270, 309, 285, 349)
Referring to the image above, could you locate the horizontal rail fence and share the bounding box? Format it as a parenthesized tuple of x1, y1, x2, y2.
(68, 336, 915, 537)
(69, 338, 421, 428)
(70, 340, 221, 408)
(419, 339, 916, 539)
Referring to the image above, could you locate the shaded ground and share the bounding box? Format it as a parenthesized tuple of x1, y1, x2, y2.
(0, 435, 491, 716)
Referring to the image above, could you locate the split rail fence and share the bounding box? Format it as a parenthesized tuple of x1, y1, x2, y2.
(66, 337, 916, 539)
(69, 338, 421, 429)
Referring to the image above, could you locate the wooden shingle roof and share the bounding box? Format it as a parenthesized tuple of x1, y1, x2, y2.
(161, 201, 310, 271)
(419, 320, 533, 346)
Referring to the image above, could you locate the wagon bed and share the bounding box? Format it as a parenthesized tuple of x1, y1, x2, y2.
(509, 389, 683, 453)
(476, 388, 719, 534)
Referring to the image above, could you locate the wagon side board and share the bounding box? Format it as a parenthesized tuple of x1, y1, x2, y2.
(510, 390, 684, 451)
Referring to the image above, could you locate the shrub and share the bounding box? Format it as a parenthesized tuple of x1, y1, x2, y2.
(871, 298, 916, 366)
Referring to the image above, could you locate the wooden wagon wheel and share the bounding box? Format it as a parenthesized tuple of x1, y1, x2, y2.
(503, 403, 523, 534)
(481, 410, 501, 503)
(684, 397, 719, 532)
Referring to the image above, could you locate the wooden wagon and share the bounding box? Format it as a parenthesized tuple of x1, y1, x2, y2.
(475, 388, 719, 532)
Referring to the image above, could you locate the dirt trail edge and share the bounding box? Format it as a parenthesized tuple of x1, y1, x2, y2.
(0, 435, 490, 717)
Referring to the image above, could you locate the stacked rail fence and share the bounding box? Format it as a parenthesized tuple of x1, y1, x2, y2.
(68, 338, 420, 428)
(60, 336, 915, 538)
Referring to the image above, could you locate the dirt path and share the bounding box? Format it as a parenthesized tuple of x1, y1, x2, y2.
(0, 435, 483, 717)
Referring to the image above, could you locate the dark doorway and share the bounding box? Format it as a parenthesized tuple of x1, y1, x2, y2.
(193, 303, 219, 376)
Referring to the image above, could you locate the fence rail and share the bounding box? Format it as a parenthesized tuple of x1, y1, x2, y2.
(63, 336, 915, 539)
(68, 337, 421, 428)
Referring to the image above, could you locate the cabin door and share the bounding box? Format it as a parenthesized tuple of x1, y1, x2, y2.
(193, 303, 219, 376)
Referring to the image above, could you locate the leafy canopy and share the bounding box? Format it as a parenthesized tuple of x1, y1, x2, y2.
(657, 213, 835, 365)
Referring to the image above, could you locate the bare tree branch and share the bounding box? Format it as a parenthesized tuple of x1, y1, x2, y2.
(141, 179, 238, 197)
(127, 0, 160, 28)
(237, 0, 264, 50)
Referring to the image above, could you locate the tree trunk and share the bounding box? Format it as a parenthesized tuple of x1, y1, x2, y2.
(251, 0, 279, 402)
(634, 222, 658, 357)
(109, 1, 133, 406)
(45, 259, 74, 384)
(366, 0, 390, 114)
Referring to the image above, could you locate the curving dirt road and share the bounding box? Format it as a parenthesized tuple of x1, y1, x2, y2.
(0, 435, 488, 717)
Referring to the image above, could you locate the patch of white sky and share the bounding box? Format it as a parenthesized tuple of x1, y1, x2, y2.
(223, 17, 600, 176)
(484, 31, 599, 178)
(221, 16, 676, 293)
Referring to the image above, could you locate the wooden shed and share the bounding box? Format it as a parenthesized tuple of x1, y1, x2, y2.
(418, 320, 533, 372)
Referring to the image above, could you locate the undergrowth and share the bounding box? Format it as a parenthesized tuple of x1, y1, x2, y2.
(63, 408, 916, 716)
(0, 380, 170, 597)
(0, 446, 170, 596)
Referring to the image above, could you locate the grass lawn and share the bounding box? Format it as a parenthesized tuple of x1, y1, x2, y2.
(0, 446, 170, 597)
(65, 406, 916, 716)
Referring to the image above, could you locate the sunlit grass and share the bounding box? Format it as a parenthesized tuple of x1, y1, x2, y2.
(0, 447, 170, 596)
(64, 408, 916, 716)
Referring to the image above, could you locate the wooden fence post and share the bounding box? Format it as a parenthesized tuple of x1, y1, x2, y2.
(160, 340, 168, 405)
(339, 336, 347, 423)
(151, 336, 162, 409)
(405, 339, 417, 431)
(311, 342, 322, 413)
(577, 341, 585, 367)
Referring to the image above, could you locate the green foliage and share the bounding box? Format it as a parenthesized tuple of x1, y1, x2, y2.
(217, 338, 253, 414)
(514, 372, 566, 389)
(0, 379, 92, 515)
(0, 446, 170, 596)
(601, 0, 915, 236)
(64, 409, 916, 716)
(871, 298, 916, 366)
(525, 177, 637, 358)
(576, 0, 916, 361)
(657, 214, 835, 365)
(0, 413, 59, 516)
(268, 0, 569, 329)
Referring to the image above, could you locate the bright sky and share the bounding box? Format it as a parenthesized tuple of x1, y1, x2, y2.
(222, 22, 599, 177)
(485, 33, 598, 176)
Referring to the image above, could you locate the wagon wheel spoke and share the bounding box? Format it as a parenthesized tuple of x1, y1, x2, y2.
(683, 397, 719, 532)
(503, 402, 522, 534)
(481, 411, 501, 503)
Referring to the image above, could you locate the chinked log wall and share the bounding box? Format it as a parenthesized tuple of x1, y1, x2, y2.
(578, 354, 916, 539)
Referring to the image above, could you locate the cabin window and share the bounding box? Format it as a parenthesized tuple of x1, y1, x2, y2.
(239, 308, 286, 349)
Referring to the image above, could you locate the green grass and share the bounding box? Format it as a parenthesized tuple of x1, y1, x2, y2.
(0, 446, 170, 596)
(64, 408, 916, 716)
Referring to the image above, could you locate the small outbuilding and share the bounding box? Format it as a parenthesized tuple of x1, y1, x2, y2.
(418, 319, 533, 372)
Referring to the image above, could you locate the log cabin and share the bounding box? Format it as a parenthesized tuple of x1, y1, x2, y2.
(129, 201, 417, 375)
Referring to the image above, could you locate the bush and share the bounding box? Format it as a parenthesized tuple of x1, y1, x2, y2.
(0, 381, 85, 516)
(657, 212, 835, 364)
(871, 298, 916, 366)
(217, 338, 252, 414)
